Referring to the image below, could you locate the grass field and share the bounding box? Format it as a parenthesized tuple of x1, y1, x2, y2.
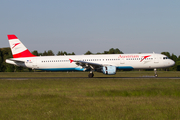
(0, 71, 180, 120)
(0, 71, 180, 78)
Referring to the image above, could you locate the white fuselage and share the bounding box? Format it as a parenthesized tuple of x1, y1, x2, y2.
(6, 53, 175, 71)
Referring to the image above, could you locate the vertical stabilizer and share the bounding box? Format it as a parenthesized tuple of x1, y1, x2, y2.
(7, 34, 36, 58)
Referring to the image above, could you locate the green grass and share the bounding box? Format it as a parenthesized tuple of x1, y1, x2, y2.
(0, 71, 180, 77)
(0, 72, 180, 119)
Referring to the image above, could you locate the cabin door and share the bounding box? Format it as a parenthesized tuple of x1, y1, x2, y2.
(154, 55, 159, 63)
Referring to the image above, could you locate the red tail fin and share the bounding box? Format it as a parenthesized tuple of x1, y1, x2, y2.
(7, 35, 36, 58)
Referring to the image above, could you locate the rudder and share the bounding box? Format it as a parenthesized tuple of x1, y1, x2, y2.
(7, 34, 36, 58)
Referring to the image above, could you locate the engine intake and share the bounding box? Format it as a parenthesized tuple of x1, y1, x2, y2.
(102, 66, 116, 75)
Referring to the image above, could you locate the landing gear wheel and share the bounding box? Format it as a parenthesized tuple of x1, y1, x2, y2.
(88, 73, 94, 78)
(154, 74, 158, 77)
(154, 68, 158, 78)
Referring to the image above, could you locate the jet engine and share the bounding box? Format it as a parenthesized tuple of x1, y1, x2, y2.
(102, 66, 116, 75)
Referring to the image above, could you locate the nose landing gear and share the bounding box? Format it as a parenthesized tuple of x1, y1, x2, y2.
(154, 68, 158, 77)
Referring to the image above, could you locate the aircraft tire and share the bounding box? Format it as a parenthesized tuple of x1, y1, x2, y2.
(88, 73, 93, 78)
(154, 74, 158, 77)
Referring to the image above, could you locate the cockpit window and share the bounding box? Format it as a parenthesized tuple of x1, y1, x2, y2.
(163, 57, 169, 59)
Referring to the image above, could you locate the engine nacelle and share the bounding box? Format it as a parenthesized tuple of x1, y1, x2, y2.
(102, 66, 116, 75)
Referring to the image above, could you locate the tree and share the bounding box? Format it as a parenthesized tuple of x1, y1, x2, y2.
(5, 63, 15, 72)
(32, 50, 38, 56)
(103, 48, 123, 54)
(108, 48, 115, 54)
(85, 51, 92, 55)
(47, 50, 54, 56)
(0, 49, 3, 72)
(103, 51, 109, 54)
(161, 52, 171, 58)
(171, 53, 177, 61)
(114, 48, 123, 54)
(57, 51, 73, 55)
(177, 55, 180, 61)
(63, 51, 67, 55)
(38, 53, 43, 56)
(58, 51, 63, 55)
(71, 52, 75, 55)
(4, 50, 15, 72)
(43, 51, 48, 56)
(161, 52, 178, 71)
(176, 61, 180, 71)
(169, 53, 177, 71)
(0, 48, 14, 72)
(57, 51, 64, 55)
(96, 52, 102, 54)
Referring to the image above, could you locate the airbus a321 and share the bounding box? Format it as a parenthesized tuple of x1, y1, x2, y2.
(6, 35, 175, 77)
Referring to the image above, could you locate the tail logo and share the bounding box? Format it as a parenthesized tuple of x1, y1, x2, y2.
(12, 43, 20, 49)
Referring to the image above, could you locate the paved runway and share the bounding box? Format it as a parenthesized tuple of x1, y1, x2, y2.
(0, 77, 180, 80)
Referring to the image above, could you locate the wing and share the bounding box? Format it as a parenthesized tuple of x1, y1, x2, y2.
(69, 59, 109, 71)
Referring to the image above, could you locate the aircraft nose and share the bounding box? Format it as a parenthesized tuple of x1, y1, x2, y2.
(170, 60, 175, 66)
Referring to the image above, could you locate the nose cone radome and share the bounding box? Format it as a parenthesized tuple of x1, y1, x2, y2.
(170, 60, 175, 67)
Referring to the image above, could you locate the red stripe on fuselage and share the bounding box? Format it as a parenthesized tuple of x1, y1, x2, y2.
(7, 35, 18, 40)
(140, 55, 151, 62)
(13, 49, 36, 58)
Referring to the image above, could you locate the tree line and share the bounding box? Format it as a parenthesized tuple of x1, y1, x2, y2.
(161, 52, 180, 71)
(0, 47, 179, 72)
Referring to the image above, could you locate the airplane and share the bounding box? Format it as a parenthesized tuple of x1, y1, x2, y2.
(6, 34, 175, 78)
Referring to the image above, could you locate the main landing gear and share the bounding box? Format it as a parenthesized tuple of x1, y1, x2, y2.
(154, 68, 158, 77)
(88, 71, 94, 78)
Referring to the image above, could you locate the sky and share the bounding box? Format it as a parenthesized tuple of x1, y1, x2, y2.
(1, 0, 180, 56)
